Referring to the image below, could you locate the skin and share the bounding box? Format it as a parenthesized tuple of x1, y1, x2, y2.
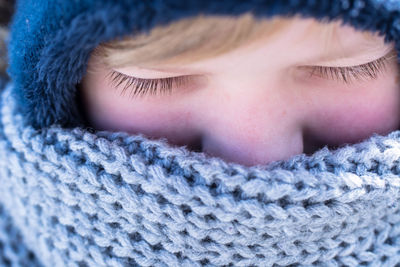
(78, 18, 400, 166)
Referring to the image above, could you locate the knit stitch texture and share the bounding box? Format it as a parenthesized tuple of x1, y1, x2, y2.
(3, 0, 400, 266)
(1, 81, 400, 266)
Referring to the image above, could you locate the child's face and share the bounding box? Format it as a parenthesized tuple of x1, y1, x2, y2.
(79, 18, 400, 166)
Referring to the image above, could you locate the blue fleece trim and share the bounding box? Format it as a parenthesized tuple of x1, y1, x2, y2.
(0, 75, 9, 92)
(7, 0, 400, 129)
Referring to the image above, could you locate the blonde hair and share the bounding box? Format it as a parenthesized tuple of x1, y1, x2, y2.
(93, 14, 383, 69)
(94, 13, 296, 68)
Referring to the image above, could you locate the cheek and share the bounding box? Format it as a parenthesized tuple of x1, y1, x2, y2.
(80, 56, 400, 154)
(305, 71, 400, 145)
(79, 64, 200, 146)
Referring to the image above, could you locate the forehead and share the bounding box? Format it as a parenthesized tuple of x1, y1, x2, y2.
(136, 19, 392, 75)
(306, 19, 386, 50)
(246, 18, 389, 60)
(100, 16, 392, 70)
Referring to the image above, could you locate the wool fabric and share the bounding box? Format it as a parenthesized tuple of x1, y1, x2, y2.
(2, 0, 400, 266)
(1, 80, 400, 266)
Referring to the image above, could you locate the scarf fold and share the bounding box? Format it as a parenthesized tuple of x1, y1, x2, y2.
(1, 82, 400, 266)
(4, 0, 400, 266)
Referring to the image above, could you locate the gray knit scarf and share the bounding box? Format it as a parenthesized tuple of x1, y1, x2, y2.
(0, 79, 400, 266)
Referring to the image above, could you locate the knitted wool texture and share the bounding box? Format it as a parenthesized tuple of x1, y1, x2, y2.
(1, 82, 400, 266)
(2, 0, 400, 266)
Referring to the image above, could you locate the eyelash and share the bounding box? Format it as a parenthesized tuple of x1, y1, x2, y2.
(108, 54, 394, 98)
(305, 54, 392, 83)
(107, 71, 191, 98)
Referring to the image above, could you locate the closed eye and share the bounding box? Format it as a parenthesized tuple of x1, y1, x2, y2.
(303, 50, 397, 84)
(107, 50, 397, 99)
(107, 70, 192, 98)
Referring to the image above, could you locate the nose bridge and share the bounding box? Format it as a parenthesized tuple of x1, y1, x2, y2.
(199, 86, 304, 166)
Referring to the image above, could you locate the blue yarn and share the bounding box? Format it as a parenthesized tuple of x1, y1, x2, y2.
(0, 80, 400, 266)
(2, 0, 400, 266)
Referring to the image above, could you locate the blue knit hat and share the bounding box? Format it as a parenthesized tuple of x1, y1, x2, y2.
(6, 0, 400, 129)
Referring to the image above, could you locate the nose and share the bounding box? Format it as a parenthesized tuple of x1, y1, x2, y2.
(201, 127, 304, 166)
(194, 87, 306, 166)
